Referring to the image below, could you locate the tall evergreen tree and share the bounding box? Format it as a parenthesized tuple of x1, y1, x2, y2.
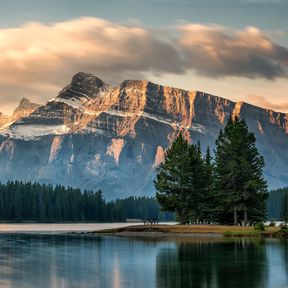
(281, 190, 288, 226)
(155, 133, 191, 223)
(214, 117, 268, 225)
(185, 143, 207, 222)
(200, 147, 218, 222)
(154, 133, 207, 223)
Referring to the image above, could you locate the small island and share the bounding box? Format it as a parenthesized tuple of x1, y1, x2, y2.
(95, 223, 287, 238)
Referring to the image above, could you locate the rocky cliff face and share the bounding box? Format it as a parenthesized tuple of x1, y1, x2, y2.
(0, 72, 287, 199)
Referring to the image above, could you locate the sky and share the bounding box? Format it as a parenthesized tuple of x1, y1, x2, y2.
(0, 0, 288, 114)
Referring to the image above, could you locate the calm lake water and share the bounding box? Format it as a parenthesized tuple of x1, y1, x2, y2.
(0, 223, 143, 233)
(0, 226, 287, 288)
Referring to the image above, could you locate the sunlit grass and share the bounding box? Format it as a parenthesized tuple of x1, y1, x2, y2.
(97, 224, 283, 237)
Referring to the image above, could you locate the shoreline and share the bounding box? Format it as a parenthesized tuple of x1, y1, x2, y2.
(89, 224, 287, 238)
(0, 223, 286, 238)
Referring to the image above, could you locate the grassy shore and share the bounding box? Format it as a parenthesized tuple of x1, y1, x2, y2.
(95, 224, 287, 238)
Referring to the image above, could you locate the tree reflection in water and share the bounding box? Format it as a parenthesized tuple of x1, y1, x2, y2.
(156, 239, 267, 288)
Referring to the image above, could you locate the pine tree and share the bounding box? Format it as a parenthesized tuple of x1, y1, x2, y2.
(281, 190, 288, 226)
(155, 133, 190, 223)
(200, 147, 218, 223)
(185, 143, 207, 222)
(214, 117, 268, 225)
(154, 133, 207, 223)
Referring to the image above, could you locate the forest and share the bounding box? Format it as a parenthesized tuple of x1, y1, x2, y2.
(0, 181, 173, 222)
(0, 180, 285, 223)
(268, 187, 288, 221)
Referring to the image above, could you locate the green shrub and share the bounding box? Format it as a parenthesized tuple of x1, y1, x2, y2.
(269, 221, 276, 227)
(280, 225, 288, 233)
(254, 222, 266, 231)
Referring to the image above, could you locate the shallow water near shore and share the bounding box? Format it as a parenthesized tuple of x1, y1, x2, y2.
(0, 231, 287, 288)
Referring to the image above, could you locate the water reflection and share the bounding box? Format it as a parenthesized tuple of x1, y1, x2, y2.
(0, 234, 158, 288)
(0, 235, 104, 288)
(0, 234, 286, 288)
(156, 239, 284, 288)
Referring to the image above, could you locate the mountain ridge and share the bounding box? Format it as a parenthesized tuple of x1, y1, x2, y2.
(0, 72, 287, 199)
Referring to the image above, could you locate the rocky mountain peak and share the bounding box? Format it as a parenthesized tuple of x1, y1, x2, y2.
(120, 79, 148, 89)
(0, 98, 40, 131)
(13, 98, 40, 118)
(58, 72, 108, 101)
(14, 98, 39, 111)
(72, 72, 107, 89)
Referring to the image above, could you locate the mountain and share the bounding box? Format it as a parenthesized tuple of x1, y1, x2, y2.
(0, 98, 40, 131)
(12, 98, 40, 120)
(0, 72, 287, 199)
(0, 112, 10, 129)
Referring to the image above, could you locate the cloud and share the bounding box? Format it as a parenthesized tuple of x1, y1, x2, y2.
(0, 17, 288, 112)
(0, 17, 184, 111)
(247, 95, 288, 111)
(179, 24, 288, 79)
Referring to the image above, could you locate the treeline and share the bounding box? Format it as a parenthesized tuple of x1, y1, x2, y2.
(0, 181, 173, 222)
(268, 187, 288, 221)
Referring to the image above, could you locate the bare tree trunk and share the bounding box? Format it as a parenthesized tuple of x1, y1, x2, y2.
(176, 208, 186, 224)
(234, 208, 238, 226)
(244, 208, 248, 226)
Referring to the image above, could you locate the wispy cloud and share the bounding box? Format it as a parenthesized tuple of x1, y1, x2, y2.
(0, 17, 288, 112)
(247, 95, 288, 111)
(0, 17, 184, 110)
(179, 24, 288, 79)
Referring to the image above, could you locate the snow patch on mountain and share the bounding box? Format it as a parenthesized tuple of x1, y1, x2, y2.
(3, 124, 70, 140)
(52, 97, 87, 110)
(0, 121, 16, 131)
(106, 109, 207, 133)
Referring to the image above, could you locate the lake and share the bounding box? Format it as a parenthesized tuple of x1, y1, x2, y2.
(0, 225, 287, 287)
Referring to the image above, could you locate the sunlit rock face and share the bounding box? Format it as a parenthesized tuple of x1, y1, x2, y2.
(0, 98, 40, 132)
(0, 112, 10, 129)
(0, 72, 287, 199)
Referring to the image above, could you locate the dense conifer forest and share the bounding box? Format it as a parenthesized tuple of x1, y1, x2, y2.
(268, 187, 288, 221)
(0, 180, 285, 223)
(0, 181, 173, 222)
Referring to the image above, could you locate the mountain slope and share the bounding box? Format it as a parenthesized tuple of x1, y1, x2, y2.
(0, 73, 287, 199)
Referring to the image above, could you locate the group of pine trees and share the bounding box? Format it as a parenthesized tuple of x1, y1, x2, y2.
(268, 187, 288, 223)
(155, 117, 268, 225)
(0, 181, 172, 222)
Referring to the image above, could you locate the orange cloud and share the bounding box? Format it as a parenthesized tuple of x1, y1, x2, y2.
(0, 17, 287, 113)
(247, 95, 288, 112)
(0, 17, 184, 112)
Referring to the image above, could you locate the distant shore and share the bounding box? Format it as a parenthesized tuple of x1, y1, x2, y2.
(92, 224, 287, 238)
